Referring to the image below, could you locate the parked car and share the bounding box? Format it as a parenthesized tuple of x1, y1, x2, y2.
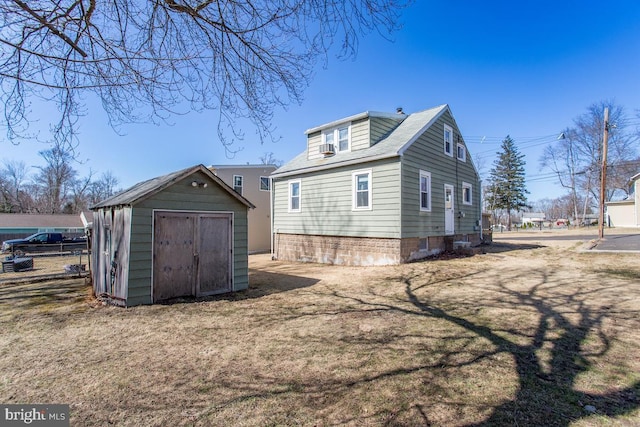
(1, 232, 87, 255)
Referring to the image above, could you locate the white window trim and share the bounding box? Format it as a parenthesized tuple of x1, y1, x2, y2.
(419, 170, 432, 212)
(288, 179, 301, 213)
(462, 182, 473, 205)
(352, 169, 372, 211)
(233, 175, 243, 195)
(259, 176, 270, 191)
(323, 123, 352, 153)
(444, 124, 453, 157)
(457, 143, 466, 162)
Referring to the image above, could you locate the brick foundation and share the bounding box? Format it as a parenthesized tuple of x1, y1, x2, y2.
(275, 232, 482, 266)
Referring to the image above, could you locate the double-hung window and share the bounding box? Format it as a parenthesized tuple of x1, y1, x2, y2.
(288, 180, 301, 212)
(444, 124, 453, 157)
(323, 124, 351, 153)
(233, 175, 243, 195)
(259, 176, 270, 191)
(457, 144, 466, 162)
(352, 170, 372, 210)
(462, 182, 473, 205)
(420, 170, 431, 211)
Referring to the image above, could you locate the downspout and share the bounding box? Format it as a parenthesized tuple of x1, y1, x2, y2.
(270, 176, 275, 259)
(479, 178, 483, 242)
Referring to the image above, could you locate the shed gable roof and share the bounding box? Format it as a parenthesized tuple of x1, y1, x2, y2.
(91, 164, 255, 209)
(272, 104, 450, 178)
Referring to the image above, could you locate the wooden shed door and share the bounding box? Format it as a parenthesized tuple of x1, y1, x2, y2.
(153, 211, 232, 302)
(197, 214, 232, 295)
(153, 212, 196, 302)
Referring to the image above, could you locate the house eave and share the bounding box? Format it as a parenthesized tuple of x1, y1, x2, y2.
(304, 111, 406, 135)
(270, 153, 400, 179)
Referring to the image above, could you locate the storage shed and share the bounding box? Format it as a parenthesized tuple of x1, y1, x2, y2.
(91, 164, 255, 306)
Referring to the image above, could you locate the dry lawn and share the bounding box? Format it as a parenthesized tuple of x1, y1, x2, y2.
(0, 230, 639, 426)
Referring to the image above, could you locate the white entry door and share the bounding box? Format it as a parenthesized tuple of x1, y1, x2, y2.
(444, 184, 455, 235)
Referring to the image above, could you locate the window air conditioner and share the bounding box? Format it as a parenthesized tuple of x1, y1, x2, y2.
(319, 143, 335, 155)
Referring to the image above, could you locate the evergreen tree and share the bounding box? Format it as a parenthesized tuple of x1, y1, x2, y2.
(486, 136, 529, 230)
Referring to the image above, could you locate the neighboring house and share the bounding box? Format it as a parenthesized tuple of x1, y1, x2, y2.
(0, 213, 86, 241)
(606, 173, 640, 227)
(91, 164, 254, 306)
(270, 104, 482, 266)
(521, 212, 546, 228)
(209, 164, 276, 253)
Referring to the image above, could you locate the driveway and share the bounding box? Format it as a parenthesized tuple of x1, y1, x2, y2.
(492, 228, 640, 252)
(592, 232, 640, 252)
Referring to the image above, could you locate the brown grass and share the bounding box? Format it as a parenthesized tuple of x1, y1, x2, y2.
(0, 231, 638, 426)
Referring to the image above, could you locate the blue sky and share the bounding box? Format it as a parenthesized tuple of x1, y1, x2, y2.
(2, 1, 640, 203)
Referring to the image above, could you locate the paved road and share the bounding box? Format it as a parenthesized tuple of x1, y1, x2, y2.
(592, 233, 640, 252)
(493, 230, 640, 252)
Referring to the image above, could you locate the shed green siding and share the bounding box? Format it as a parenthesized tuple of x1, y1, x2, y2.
(99, 172, 249, 306)
(126, 171, 249, 306)
(400, 110, 481, 238)
(273, 159, 401, 238)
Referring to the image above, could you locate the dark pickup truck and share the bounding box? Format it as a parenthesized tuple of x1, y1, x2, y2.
(1, 232, 87, 255)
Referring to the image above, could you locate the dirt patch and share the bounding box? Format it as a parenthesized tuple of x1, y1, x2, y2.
(0, 230, 638, 426)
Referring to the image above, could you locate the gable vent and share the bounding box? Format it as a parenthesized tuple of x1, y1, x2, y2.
(319, 143, 335, 155)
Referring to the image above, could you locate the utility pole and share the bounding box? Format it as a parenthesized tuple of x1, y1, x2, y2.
(598, 107, 609, 240)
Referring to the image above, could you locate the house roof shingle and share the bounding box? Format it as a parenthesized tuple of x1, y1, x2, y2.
(0, 213, 85, 228)
(271, 104, 450, 178)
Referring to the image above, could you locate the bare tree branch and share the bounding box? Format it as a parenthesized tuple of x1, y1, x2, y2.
(0, 0, 410, 154)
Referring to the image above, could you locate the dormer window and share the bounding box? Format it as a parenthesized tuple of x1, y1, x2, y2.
(323, 124, 351, 153)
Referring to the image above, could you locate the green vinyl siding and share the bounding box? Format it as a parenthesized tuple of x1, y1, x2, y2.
(273, 159, 401, 238)
(400, 110, 481, 238)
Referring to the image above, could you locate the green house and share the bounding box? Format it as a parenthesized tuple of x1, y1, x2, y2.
(270, 104, 482, 265)
(91, 164, 254, 306)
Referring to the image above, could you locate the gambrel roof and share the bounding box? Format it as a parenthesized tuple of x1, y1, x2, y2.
(92, 164, 255, 209)
(272, 104, 455, 178)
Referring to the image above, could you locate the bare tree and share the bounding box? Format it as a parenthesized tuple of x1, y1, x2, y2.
(0, 1, 409, 153)
(34, 142, 77, 213)
(540, 100, 638, 215)
(0, 160, 30, 212)
(259, 152, 284, 168)
(88, 170, 120, 205)
(66, 170, 95, 213)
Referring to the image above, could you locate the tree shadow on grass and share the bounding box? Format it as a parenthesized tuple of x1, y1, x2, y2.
(395, 268, 640, 426)
(201, 265, 639, 426)
(402, 279, 640, 426)
(0, 278, 89, 320)
(484, 241, 545, 254)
